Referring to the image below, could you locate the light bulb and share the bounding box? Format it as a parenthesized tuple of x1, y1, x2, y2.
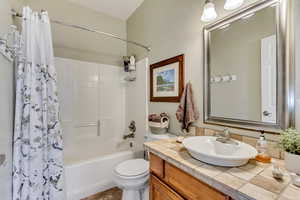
(201, 0, 218, 22)
(224, 0, 244, 10)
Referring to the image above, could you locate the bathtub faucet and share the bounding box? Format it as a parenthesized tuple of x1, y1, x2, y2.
(123, 120, 136, 140)
(123, 132, 135, 140)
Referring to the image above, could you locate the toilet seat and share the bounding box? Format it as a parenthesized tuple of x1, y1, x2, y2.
(114, 159, 149, 178)
(113, 159, 150, 200)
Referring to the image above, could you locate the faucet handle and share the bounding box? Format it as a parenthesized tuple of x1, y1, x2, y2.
(128, 120, 136, 133)
(223, 128, 229, 134)
(223, 128, 229, 132)
(223, 128, 230, 138)
(214, 128, 230, 138)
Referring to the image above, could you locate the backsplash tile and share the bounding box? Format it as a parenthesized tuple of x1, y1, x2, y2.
(231, 134, 243, 141)
(204, 129, 216, 136)
(242, 136, 257, 148)
(195, 127, 204, 136)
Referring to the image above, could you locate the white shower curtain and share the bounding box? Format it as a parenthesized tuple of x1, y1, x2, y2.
(13, 7, 64, 200)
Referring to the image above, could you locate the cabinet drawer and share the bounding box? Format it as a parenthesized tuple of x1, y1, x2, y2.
(165, 162, 229, 200)
(150, 153, 164, 178)
(150, 175, 184, 200)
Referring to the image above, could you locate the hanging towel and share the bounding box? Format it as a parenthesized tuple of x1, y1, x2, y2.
(176, 82, 199, 132)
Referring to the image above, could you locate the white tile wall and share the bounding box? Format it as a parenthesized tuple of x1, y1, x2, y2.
(125, 58, 149, 153)
(55, 57, 127, 164)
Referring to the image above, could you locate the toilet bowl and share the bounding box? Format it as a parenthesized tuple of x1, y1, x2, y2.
(113, 159, 149, 200)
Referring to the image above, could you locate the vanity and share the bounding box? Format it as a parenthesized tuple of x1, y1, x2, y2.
(149, 152, 229, 200)
(145, 138, 299, 200)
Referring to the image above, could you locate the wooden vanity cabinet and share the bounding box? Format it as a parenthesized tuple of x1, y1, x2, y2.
(150, 175, 184, 200)
(149, 152, 165, 179)
(149, 153, 230, 200)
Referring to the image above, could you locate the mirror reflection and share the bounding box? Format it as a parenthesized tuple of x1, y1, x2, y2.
(209, 5, 277, 123)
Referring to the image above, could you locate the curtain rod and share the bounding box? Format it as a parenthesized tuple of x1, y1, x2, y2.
(11, 9, 151, 52)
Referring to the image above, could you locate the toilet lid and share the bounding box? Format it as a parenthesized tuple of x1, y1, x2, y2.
(115, 159, 149, 177)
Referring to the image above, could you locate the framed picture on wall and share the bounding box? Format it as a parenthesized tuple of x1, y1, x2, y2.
(150, 54, 184, 102)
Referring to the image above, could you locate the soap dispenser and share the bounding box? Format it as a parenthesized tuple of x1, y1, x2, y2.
(255, 131, 271, 163)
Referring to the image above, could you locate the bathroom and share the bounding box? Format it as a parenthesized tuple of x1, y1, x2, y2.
(0, 0, 300, 199)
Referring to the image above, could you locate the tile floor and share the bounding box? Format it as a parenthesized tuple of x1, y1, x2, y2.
(81, 187, 122, 200)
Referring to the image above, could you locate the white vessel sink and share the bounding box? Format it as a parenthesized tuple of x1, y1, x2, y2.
(182, 136, 257, 167)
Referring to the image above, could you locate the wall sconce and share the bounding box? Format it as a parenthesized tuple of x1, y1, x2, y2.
(201, 0, 245, 22)
(201, 0, 218, 22)
(224, 0, 244, 10)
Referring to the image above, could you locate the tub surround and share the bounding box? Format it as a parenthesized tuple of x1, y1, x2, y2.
(144, 138, 300, 200)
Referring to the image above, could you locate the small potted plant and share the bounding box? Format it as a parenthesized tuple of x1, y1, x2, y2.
(278, 128, 300, 174)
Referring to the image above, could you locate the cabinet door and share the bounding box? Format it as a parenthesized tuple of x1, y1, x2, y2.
(150, 175, 184, 200)
(150, 153, 164, 179)
(165, 163, 229, 200)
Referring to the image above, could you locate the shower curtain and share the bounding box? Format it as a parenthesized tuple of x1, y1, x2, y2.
(13, 7, 64, 200)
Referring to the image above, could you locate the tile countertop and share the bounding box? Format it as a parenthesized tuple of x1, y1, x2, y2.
(144, 138, 300, 200)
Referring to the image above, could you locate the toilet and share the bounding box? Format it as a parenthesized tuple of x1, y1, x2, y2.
(114, 131, 173, 200)
(113, 159, 149, 200)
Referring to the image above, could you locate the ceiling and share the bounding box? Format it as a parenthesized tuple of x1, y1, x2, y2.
(68, 0, 144, 20)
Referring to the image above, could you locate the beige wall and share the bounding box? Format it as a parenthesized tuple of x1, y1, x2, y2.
(0, 0, 14, 199)
(127, 0, 293, 139)
(12, 0, 127, 66)
(210, 6, 276, 121)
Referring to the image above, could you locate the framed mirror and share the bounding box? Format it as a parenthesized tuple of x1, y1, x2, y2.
(203, 0, 294, 132)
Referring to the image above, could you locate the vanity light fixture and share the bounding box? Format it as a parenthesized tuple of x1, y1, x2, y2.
(224, 0, 244, 10)
(201, 0, 218, 22)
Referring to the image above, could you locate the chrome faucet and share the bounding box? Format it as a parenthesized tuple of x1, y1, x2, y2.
(216, 128, 238, 145)
(123, 121, 136, 140)
(123, 133, 135, 140)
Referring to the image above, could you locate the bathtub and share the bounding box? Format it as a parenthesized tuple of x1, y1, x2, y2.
(65, 150, 135, 200)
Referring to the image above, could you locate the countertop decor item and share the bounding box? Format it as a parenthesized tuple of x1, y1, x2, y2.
(255, 131, 271, 163)
(148, 113, 169, 134)
(279, 128, 300, 186)
(150, 54, 184, 102)
(272, 162, 284, 180)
